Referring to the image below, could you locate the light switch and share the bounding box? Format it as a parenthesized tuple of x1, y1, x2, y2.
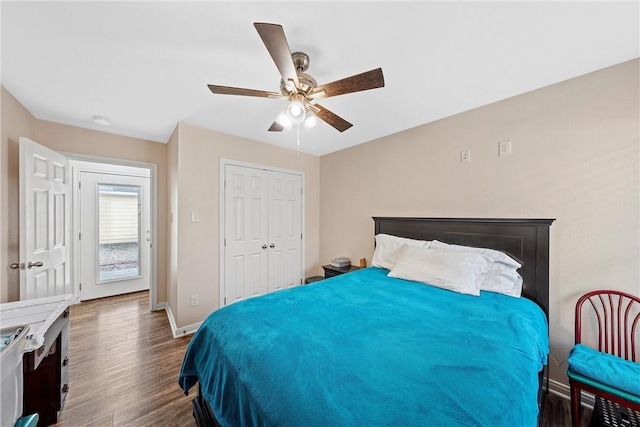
(191, 211, 199, 223)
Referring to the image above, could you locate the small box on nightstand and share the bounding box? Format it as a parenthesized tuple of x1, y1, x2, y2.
(322, 264, 360, 279)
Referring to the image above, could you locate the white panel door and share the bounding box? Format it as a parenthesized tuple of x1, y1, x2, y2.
(224, 165, 269, 305)
(268, 171, 302, 292)
(78, 171, 150, 300)
(19, 137, 72, 299)
(223, 164, 303, 306)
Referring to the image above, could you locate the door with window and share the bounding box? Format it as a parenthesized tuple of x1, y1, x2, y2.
(78, 170, 150, 300)
(223, 163, 303, 306)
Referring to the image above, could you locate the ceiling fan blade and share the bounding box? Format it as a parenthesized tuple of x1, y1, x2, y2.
(268, 121, 285, 132)
(254, 23, 300, 89)
(314, 104, 353, 132)
(309, 68, 385, 99)
(207, 85, 284, 99)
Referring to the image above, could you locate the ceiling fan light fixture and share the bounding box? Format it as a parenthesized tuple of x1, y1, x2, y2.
(275, 110, 293, 130)
(286, 99, 306, 124)
(303, 111, 318, 131)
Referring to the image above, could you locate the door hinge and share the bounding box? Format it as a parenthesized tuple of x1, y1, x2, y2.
(79, 283, 82, 290)
(78, 181, 81, 190)
(224, 238, 226, 247)
(300, 233, 303, 240)
(224, 297, 227, 305)
(78, 233, 81, 240)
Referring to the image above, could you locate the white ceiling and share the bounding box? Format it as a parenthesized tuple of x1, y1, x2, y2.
(2, 1, 638, 156)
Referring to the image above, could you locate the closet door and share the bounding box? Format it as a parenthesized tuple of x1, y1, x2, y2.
(268, 171, 302, 292)
(223, 163, 303, 306)
(224, 165, 269, 304)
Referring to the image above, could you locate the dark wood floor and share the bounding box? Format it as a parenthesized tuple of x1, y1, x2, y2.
(53, 291, 194, 426)
(53, 291, 591, 427)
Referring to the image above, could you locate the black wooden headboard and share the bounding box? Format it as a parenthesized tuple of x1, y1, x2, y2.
(373, 217, 555, 315)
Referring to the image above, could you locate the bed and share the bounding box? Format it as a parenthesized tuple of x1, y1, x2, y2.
(179, 217, 554, 427)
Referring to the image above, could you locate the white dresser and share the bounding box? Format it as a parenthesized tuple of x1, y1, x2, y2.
(0, 295, 78, 426)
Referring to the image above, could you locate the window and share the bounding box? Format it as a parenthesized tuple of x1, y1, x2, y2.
(98, 184, 141, 282)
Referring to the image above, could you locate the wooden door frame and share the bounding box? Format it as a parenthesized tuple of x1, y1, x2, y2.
(67, 153, 159, 311)
(219, 158, 305, 309)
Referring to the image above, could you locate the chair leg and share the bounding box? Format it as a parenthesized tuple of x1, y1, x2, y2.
(570, 383, 581, 427)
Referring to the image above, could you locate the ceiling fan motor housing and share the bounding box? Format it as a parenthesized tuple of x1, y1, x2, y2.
(280, 72, 317, 96)
(280, 52, 317, 96)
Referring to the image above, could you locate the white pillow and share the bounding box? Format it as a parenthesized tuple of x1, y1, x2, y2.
(371, 234, 431, 270)
(430, 240, 523, 297)
(388, 245, 492, 296)
(483, 262, 523, 296)
(430, 240, 521, 268)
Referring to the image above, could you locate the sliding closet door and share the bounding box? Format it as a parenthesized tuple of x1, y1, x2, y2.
(223, 163, 303, 306)
(268, 171, 302, 292)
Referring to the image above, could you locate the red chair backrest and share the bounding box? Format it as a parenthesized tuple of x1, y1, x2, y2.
(575, 290, 640, 362)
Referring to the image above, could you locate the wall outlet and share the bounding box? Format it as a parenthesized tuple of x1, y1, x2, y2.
(190, 294, 199, 307)
(461, 149, 471, 162)
(499, 140, 512, 156)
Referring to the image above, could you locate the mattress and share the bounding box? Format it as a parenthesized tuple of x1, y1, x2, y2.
(179, 267, 548, 427)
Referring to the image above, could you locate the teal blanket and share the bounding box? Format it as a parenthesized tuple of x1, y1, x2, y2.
(568, 344, 640, 396)
(179, 267, 548, 427)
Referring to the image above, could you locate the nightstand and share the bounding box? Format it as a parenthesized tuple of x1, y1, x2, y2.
(322, 264, 361, 279)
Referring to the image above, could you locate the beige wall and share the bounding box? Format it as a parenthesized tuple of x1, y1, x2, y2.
(1, 87, 36, 302)
(168, 122, 320, 328)
(167, 126, 179, 318)
(320, 59, 640, 387)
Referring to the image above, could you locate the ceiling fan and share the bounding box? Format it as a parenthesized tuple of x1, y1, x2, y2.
(207, 22, 385, 133)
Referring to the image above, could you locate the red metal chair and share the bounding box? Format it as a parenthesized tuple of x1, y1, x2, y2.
(568, 290, 640, 427)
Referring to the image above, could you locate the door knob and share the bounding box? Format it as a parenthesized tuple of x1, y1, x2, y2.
(269, 243, 275, 248)
(9, 263, 24, 270)
(262, 244, 268, 249)
(27, 261, 44, 269)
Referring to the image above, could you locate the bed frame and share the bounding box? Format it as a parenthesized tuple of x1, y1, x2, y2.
(191, 217, 555, 426)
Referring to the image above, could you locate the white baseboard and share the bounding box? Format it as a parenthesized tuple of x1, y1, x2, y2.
(164, 304, 202, 338)
(546, 378, 595, 408)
